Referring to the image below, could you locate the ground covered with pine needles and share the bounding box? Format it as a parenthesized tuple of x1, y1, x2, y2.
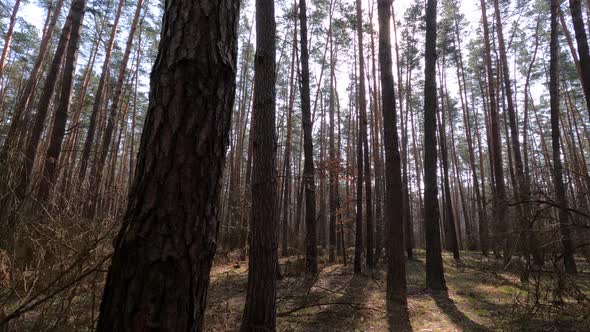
(206, 250, 590, 331)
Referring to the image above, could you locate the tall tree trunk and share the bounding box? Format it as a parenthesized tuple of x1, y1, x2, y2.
(282, 6, 297, 257)
(451, 9, 485, 253)
(378, 0, 407, 305)
(473, 84, 489, 254)
(494, 0, 533, 264)
(60, 31, 101, 194)
(0, 0, 21, 92)
(437, 71, 460, 260)
(0, 0, 21, 114)
(328, 1, 338, 263)
(550, 0, 578, 275)
(424, 0, 446, 291)
(37, 0, 86, 202)
(318, 101, 327, 248)
(355, 0, 372, 272)
(480, 0, 509, 260)
(96, 0, 239, 329)
(89, 0, 145, 216)
(17, 0, 80, 199)
(523, 18, 540, 201)
(569, 0, 590, 115)
(0, 0, 64, 163)
(300, 0, 318, 275)
(78, 0, 126, 185)
(241, 0, 277, 328)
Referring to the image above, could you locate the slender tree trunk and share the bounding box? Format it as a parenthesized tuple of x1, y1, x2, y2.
(354, 0, 371, 272)
(282, 6, 297, 257)
(0, 0, 21, 115)
(437, 77, 460, 259)
(494, 0, 534, 264)
(473, 85, 489, 254)
(424, 0, 446, 291)
(480, 0, 509, 260)
(569, 0, 590, 115)
(523, 18, 540, 193)
(319, 101, 327, 248)
(0, 0, 21, 94)
(453, 18, 483, 252)
(37, 0, 86, 202)
(89, 0, 145, 216)
(328, 4, 338, 262)
(550, 0, 578, 274)
(78, 0, 126, 185)
(378, 0, 407, 304)
(60, 32, 101, 193)
(0, 0, 64, 161)
(17, 0, 80, 198)
(96, 0, 239, 329)
(299, 0, 318, 275)
(437, 68, 460, 260)
(128, 30, 142, 188)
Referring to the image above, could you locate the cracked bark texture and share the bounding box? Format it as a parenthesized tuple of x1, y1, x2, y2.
(240, 0, 278, 329)
(96, 0, 239, 330)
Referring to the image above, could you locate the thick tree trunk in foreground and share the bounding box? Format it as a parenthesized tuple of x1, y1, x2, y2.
(378, 0, 407, 305)
(300, 0, 318, 275)
(551, 0, 578, 275)
(96, 0, 239, 330)
(241, 0, 278, 329)
(423, 0, 446, 291)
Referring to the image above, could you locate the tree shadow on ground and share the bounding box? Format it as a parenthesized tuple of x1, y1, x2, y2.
(387, 301, 413, 332)
(291, 270, 372, 331)
(431, 290, 493, 332)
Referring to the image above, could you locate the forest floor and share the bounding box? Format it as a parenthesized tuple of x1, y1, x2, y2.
(206, 250, 590, 331)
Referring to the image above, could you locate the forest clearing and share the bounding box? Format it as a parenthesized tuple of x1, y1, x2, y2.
(205, 251, 590, 331)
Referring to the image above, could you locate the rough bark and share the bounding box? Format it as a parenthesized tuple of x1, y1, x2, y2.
(96, 0, 239, 330)
(241, 0, 278, 329)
